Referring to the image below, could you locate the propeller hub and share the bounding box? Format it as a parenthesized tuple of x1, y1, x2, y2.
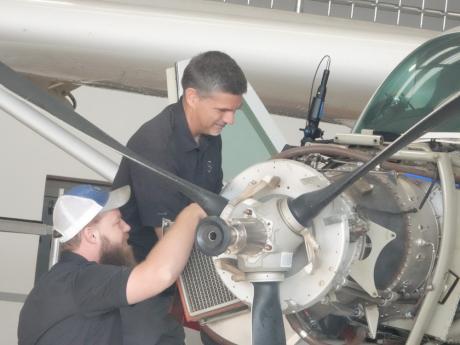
(195, 216, 232, 256)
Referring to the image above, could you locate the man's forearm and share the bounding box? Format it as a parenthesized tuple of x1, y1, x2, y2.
(145, 207, 200, 284)
(126, 204, 205, 304)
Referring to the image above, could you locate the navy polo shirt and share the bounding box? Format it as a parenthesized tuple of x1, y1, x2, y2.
(113, 100, 223, 261)
(18, 252, 132, 345)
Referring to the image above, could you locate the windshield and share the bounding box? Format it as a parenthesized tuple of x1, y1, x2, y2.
(354, 32, 460, 139)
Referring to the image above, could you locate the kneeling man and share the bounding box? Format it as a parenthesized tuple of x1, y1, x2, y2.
(18, 184, 205, 345)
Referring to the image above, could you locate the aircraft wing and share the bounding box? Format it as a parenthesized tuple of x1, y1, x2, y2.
(0, 0, 436, 121)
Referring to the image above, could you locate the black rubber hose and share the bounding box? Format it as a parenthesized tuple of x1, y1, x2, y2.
(273, 144, 456, 182)
(252, 281, 286, 345)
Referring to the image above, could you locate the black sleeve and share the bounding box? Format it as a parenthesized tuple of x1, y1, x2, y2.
(129, 157, 189, 228)
(73, 263, 133, 315)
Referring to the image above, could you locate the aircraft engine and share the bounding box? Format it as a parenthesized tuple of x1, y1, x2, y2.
(196, 143, 448, 344)
(192, 30, 460, 344)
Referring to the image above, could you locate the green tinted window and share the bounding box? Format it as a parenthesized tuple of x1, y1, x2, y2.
(354, 33, 460, 137)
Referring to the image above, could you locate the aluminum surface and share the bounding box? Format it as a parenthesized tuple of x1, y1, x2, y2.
(0, 0, 435, 120)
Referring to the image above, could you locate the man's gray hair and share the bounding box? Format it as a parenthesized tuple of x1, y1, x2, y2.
(181, 51, 247, 95)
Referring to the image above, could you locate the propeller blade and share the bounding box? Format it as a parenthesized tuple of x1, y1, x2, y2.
(252, 281, 286, 345)
(289, 91, 460, 226)
(0, 61, 228, 216)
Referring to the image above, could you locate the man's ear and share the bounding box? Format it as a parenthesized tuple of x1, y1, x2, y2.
(82, 226, 99, 245)
(184, 88, 200, 109)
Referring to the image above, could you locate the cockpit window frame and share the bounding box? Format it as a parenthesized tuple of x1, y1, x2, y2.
(353, 33, 460, 140)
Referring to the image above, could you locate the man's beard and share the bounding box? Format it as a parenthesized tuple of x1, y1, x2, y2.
(99, 235, 136, 267)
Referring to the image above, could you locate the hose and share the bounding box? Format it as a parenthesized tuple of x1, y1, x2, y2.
(273, 144, 460, 183)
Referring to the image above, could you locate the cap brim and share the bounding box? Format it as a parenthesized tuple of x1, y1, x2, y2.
(101, 185, 131, 212)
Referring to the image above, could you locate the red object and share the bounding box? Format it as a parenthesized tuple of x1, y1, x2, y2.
(168, 284, 201, 331)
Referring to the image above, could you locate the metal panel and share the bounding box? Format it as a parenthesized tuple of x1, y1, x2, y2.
(179, 248, 241, 319)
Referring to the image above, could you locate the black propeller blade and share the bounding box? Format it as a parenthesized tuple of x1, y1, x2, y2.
(0, 61, 228, 216)
(252, 282, 286, 345)
(288, 90, 460, 227)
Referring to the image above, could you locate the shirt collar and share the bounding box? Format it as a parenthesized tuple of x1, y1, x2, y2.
(59, 251, 89, 264)
(173, 98, 212, 152)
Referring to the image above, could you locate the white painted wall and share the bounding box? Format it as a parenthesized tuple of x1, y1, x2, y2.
(0, 87, 165, 221)
(0, 232, 39, 345)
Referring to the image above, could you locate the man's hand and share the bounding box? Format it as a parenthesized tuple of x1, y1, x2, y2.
(179, 203, 206, 223)
(155, 203, 205, 240)
(126, 203, 207, 305)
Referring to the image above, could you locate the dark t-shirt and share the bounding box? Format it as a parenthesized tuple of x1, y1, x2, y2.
(18, 252, 132, 345)
(113, 100, 223, 261)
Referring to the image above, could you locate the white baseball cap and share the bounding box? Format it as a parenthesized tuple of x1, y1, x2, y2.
(53, 184, 131, 243)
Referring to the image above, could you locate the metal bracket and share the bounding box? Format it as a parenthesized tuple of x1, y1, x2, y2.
(215, 258, 246, 282)
(350, 221, 396, 298)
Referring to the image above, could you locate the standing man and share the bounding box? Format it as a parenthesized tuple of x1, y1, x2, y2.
(113, 51, 247, 344)
(18, 184, 205, 345)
